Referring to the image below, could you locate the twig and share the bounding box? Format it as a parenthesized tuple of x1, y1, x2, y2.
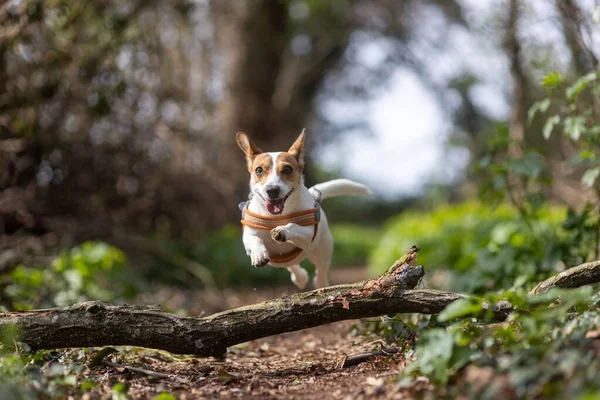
(340, 347, 399, 368)
(102, 360, 172, 379)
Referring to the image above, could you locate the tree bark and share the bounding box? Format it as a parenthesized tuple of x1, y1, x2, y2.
(211, 0, 290, 194)
(556, 0, 599, 75)
(504, 0, 527, 203)
(529, 260, 600, 295)
(1, 261, 599, 357)
(0, 265, 433, 357)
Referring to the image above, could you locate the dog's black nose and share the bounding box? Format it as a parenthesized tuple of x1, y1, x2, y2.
(266, 186, 281, 199)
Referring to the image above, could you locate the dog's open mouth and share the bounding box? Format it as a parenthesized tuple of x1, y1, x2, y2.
(265, 190, 293, 215)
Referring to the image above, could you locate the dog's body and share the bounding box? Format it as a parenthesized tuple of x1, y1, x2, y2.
(237, 131, 370, 289)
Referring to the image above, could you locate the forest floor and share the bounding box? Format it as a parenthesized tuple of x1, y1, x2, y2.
(71, 268, 433, 399)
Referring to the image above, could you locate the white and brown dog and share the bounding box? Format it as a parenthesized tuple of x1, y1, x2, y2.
(236, 130, 371, 289)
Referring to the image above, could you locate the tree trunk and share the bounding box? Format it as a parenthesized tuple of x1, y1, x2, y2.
(211, 0, 290, 194)
(556, 0, 599, 75)
(504, 0, 527, 203)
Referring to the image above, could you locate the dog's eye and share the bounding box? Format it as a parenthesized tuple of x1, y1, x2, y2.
(282, 166, 293, 175)
(255, 167, 264, 176)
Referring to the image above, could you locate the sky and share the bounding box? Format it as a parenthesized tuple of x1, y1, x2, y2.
(316, 0, 599, 199)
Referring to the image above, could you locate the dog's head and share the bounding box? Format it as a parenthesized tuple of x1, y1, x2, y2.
(236, 130, 305, 215)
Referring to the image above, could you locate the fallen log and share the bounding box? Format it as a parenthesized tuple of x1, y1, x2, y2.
(0, 261, 598, 357)
(0, 265, 436, 357)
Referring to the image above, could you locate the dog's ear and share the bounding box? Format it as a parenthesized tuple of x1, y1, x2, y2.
(236, 132, 263, 170)
(288, 129, 305, 167)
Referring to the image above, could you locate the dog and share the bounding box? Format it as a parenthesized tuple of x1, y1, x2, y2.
(236, 130, 371, 289)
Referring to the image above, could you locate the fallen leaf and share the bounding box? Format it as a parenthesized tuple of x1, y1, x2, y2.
(258, 343, 270, 353)
(365, 377, 384, 388)
(304, 341, 317, 350)
(217, 369, 240, 384)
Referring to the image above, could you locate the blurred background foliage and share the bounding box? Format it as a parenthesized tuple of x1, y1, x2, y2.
(1, 0, 600, 397)
(0, 0, 598, 313)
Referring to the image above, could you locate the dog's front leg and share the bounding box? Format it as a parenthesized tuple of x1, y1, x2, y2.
(270, 223, 314, 250)
(243, 234, 270, 267)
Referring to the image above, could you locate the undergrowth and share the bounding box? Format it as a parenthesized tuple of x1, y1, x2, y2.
(366, 288, 600, 398)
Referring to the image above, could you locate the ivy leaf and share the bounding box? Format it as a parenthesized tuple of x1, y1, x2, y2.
(566, 72, 598, 101)
(581, 167, 600, 188)
(111, 383, 129, 400)
(527, 99, 551, 124)
(438, 298, 482, 321)
(405, 328, 454, 384)
(508, 152, 547, 180)
(564, 116, 587, 141)
(543, 115, 560, 139)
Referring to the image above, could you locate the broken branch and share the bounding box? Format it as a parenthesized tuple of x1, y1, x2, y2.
(529, 261, 600, 295)
(0, 260, 598, 357)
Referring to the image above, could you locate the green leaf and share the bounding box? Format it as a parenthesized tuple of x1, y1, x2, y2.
(80, 380, 98, 390)
(62, 374, 78, 386)
(566, 72, 598, 101)
(111, 383, 128, 400)
(527, 99, 551, 124)
(407, 328, 454, 384)
(543, 115, 560, 139)
(564, 116, 587, 141)
(154, 394, 177, 400)
(507, 152, 547, 181)
(542, 71, 563, 89)
(582, 167, 600, 188)
(438, 298, 482, 321)
(449, 346, 475, 372)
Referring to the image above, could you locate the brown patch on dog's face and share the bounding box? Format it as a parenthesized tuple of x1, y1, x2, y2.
(250, 153, 273, 184)
(275, 153, 303, 186)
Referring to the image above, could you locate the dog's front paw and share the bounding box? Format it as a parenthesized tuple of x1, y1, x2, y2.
(270, 226, 287, 243)
(250, 248, 270, 268)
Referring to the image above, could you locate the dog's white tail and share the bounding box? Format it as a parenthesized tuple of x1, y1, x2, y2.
(309, 179, 371, 201)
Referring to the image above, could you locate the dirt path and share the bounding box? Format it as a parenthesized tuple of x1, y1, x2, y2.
(86, 321, 414, 399)
(79, 268, 428, 399)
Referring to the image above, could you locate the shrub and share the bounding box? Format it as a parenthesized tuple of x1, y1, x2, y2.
(1, 242, 145, 310)
(369, 202, 567, 293)
(401, 288, 600, 398)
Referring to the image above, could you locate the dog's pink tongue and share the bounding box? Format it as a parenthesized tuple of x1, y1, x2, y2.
(266, 199, 283, 214)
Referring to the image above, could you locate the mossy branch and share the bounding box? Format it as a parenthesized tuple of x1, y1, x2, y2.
(529, 261, 600, 295)
(0, 261, 598, 356)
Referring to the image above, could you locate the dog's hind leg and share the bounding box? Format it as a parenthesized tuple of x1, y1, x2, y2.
(308, 230, 333, 289)
(287, 265, 309, 289)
